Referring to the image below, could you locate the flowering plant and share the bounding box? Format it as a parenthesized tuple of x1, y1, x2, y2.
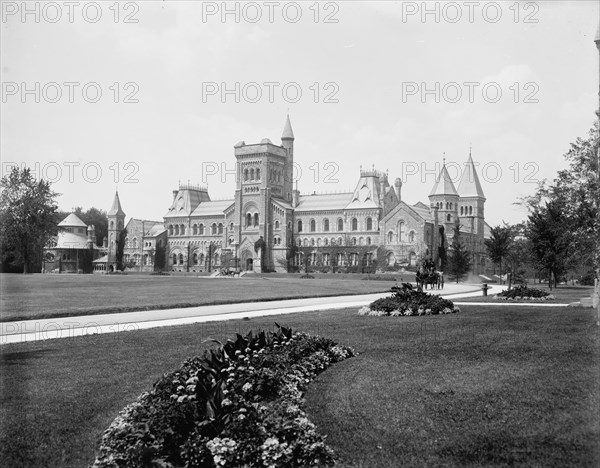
(91, 325, 354, 467)
(360, 282, 460, 317)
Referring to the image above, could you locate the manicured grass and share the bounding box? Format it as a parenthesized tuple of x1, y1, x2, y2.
(1, 303, 598, 467)
(458, 285, 594, 304)
(0, 273, 393, 322)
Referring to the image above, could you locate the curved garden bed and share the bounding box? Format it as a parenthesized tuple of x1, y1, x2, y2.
(91, 325, 354, 467)
(494, 285, 555, 302)
(358, 283, 460, 316)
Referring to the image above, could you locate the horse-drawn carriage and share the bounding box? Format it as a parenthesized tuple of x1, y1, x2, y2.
(220, 267, 241, 278)
(415, 259, 444, 290)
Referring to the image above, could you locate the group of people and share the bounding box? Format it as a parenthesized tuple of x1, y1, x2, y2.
(415, 258, 444, 290)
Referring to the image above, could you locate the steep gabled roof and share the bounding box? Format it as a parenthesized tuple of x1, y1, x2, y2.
(108, 192, 125, 217)
(191, 200, 235, 217)
(282, 114, 294, 140)
(429, 163, 458, 197)
(457, 155, 485, 199)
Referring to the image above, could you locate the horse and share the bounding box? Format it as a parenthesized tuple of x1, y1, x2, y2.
(416, 269, 444, 290)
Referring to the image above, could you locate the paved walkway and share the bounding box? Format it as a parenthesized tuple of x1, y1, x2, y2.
(1, 283, 487, 345)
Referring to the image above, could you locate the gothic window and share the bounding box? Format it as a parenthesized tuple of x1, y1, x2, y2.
(303, 238, 308, 247)
(397, 222, 405, 242)
(200, 253, 205, 264)
(214, 253, 220, 266)
(323, 253, 330, 266)
(175, 225, 179, 236)
(193, 253, 198, 264)
(449, 202, 453, 209)
(110, 221, 114, 229)
(366, 217, 373, 231)
(250, 168, 255, 180)
(359, 237, 364, 245)
(298, 220, 303, 232)
(229, 222, 234, 232)
(310, 219, 316, 232)
(447, 214, 452, 222)
(244, 168, 249, 181)
(311, 239, 315, 246)
(337, 218, 344, 231)
(180, 225, 185, 235)
(408, 231, 415, 243)
(297, 238, 302, 247)
(247, 213, 252, 227)
(323, 219, 330, 232)
(352, 237, 357, 246)
(218, 223, 223, 234)
(351, 218, 358, 231)
(387, 231, 394, 243)
(469, 206, 473, 215)
(317, 238, 321, 247)
(256, 168, 261, 180)
(366, 237, 371, 245)
(387, 252, 395, 266)
(212, 223, 217, 235)
(275, 220, 280, 230)
(125, 237, 130, 248)
(199, 224, 204, 235)
(172, 254, 177, 265)
(338, 237, 343, 245)
(228, 237, 234, 245)
(193, 224, 198, 235)
(133, 238, 138, 248)
(460, 206, 464, 215)
(179, 253, 184, 264)
(324, 238, 329, 246)
(254, 213, 259, 227)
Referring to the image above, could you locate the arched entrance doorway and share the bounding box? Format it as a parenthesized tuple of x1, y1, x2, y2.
(246, 258, 254, 271)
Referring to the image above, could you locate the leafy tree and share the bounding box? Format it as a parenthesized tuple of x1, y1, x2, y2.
(517, 119, 599, 285)
(116, 228, 127, 271)
(526, 199, 571, 290)
(0, 167, 59, 273)
(447, 222, 471, 283)
(484, 224, 513, 274)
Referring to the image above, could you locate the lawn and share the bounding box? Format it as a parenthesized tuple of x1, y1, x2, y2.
(0, 273, 394, 322)
(0, 302, 598, 467)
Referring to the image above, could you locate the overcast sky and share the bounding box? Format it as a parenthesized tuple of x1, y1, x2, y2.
(2, 0, 598, 226)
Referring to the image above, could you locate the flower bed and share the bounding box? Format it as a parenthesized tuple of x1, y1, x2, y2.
(358, 283, 460, 316)
(91, 325, 354, 468)
(495, 285, 555, 301)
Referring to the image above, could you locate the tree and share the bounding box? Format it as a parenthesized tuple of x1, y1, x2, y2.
(484, 224, 513, 274)
(447, 222, 471, 283)
(0, 167, 59, 273)
(526, 199, 571, 290)
(517, 119, 599, 285)
(116, 228, 127, 271)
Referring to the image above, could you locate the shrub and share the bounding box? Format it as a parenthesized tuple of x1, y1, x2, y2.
(91, 325, 354, 468)
(360, 282, 459, 316)
(496, 285, 553, 300)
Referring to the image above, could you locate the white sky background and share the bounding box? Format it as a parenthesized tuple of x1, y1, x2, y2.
(1, 0, 598, 227)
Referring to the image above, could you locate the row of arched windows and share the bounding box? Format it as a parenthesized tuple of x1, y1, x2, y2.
(433, 201, 476, 217)
(295, 252, 374, 267)
(297, 236, 373, 247)
(460, 206, 474, 216)
(386, 228, 416, 244)
(297, 217, 375, 233)
(169, 223, 226, 236)
(243, 167, 261, 181)
(172, 252, 220, 266)
(246, 212, 259, 228)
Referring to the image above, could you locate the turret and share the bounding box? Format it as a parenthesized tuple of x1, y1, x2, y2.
(107, 191, 126, 270)
(428, 159, 459, 237)
(281, 115, 295, 202)
(457, 150, 486, 235)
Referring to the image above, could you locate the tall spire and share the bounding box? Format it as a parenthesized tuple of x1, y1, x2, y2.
(429, 159, 458, 197)
(457, 152, 485, 199)
(108, 191, 126, 217)
(282, 114, 294, 140)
